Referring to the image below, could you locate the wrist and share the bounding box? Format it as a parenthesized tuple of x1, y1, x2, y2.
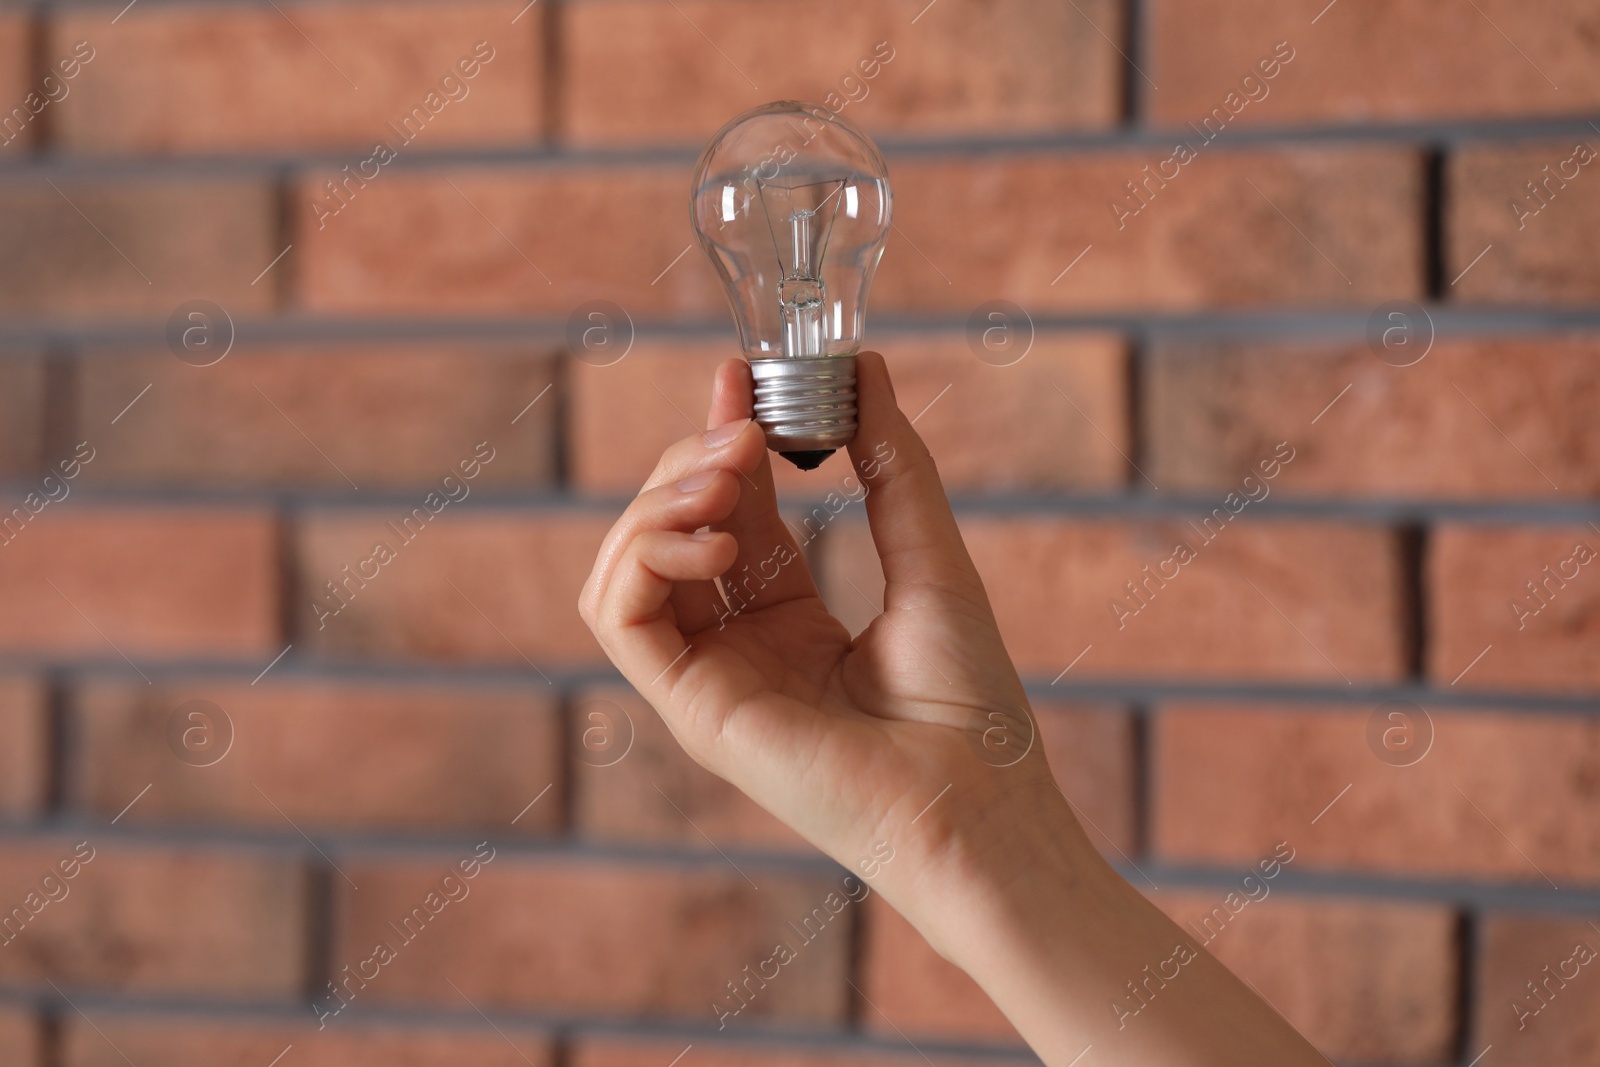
(895, 774, 1112, 972)
(904, 788, 1150, 1065)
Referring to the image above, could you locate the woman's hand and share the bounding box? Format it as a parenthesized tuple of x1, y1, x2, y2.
(578, 351, 1075, 941)
(579, 352, 1331, 1067)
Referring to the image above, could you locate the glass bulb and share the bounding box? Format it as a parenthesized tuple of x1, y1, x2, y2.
(690, 101, 893, 470)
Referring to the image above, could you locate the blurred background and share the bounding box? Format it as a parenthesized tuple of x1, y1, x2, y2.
(0, 0, 1597, 1064)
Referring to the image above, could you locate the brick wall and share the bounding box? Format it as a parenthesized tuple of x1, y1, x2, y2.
(1, 1, 1597, 1065)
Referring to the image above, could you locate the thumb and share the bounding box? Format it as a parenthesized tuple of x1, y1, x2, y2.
(846, 352, 990, 609)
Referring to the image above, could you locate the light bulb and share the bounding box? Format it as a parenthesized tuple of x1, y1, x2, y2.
(690, 101, 893, 470)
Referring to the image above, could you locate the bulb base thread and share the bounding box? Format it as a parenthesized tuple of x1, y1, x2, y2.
(749, 355, 858, 461)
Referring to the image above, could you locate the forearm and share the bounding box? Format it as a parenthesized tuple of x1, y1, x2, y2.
(916, 795, 1330, 1067)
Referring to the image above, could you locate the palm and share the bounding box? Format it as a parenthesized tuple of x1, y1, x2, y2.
(583, 352, 1053, 904)
(672, 578, 1041, 875)
(710, 583, 1011, 711)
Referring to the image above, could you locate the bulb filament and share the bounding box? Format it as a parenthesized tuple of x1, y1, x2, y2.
(780, 208, 825, 358)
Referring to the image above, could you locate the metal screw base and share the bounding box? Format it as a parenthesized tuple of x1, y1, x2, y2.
(749, 355, 858, 462)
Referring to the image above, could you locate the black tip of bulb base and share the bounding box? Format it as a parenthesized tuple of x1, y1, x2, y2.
(780, 449, 836, 471)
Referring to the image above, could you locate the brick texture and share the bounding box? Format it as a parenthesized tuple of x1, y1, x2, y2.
(876, 148, 1422, 312)
(1037, 703, 1140, 856)
(0, 12, 34, 155)
(293, 168, 722, 316)
(1153, 704, 1600, 885)
(1146, 338, 1600, 498)
(77, 347, 558, 489)
(1155, 892, 1458, 1064)
(862, 886, 1457, 1063)
(573, 1039, 1025, 1067)
(570, 685, 806, 852)
(822, 518, 1407, 682)
(6, 1, 1599, 1061)
(295, 149, 1420, 318)
(0, 510, 279, 659)
(860, 895, 1017, 1042)
(1429, 526, 1600, 692)
(569, 335, 1129, 496)
(0, 841, 306, 994)
(0, 180, 277, 318)
(564, 0, 1120, 144)
(1149, 0, 1596, 124)
(296, 511, 608, 665)
(1448, 141, 1600, 304)
(0, 1005, 38, 1067)
(1474, 914, 1600, 1066)
(567, 343, 764, 495)
(72, 679, 562, 834)
(0, 356, 44, 479)
(52, 1, 541, 155)
(0, 677, 46, 819)
(333, 855, 852, 1023)
(62, 1017, 553, 1067)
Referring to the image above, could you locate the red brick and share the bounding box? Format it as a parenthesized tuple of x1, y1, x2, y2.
(1146, 338, 1600, 498)
(0, 1005, 38, 1067)
(1429, 526, 1600, 692)
(1154, 891, 1458, 1063)
(0, 356, 44, 479)
(860, 894, 1018, 1043)
(333, 855, 852, 1023)
(575, 1038, 1024, 1067)
(1448, 141, 1600, 304)
(567, 343, 741, 494)
(822, 518, 1407, 683)
(0, 13, 34, 155)
(571, 685, 807, 852)
(564, 0, 1119, 145)
(1474, 914, 1600, 1065)
(78, 347, 557, 489)
(62, 1016, 552, 1067)
(72, 679, 561, 835)
(296, 512, 608, 666)
(0, 840, 306, 995)
(1037, 704, 1139, 856)
(1149, 0, 1595, 124)
(885, 334, 1130, 492)
(0, 180, 277, 318)
(876, 148, 1421, 313)
(296, 149, 1419, 318)
(52, 1, 541, 155)
(0, 677, 46, 819)
(293, 167, 722, 317)
(1154, 705, 1600, 885)
(0, 509, 279, 659)
(570, 335, 1129, 496)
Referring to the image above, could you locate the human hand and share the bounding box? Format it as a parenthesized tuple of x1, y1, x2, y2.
(580, 353, 1333, 1066)
(578, 352, 1084, 948)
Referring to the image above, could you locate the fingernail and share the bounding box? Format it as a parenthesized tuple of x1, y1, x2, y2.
(702, 418, 750, 448)
(689, 529, 720, 541)
(674, 470, 717, 493)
